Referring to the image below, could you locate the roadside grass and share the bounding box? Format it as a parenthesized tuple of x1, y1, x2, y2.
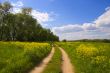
(43, 46, 62, 73)
(57, 42, 110, 73)
(0, 42, 51, 73)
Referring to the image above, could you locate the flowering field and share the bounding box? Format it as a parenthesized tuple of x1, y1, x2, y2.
(57, 42, 110, 73)
(0, 42, 51, 73)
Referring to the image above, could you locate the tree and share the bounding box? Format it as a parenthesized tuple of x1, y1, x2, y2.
(0, 1, 12, 40)
(0, 2, 59, 42)
(22, 8, 32, 15)
(62, 39, 67, 42)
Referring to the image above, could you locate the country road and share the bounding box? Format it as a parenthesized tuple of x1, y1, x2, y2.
(29, 47, 75, 73)
(59, 47, 75, 73)
(29, 47, 55, 73)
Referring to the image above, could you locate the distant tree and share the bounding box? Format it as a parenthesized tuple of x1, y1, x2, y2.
(62, 39, 67, 42)
(21, 8, 32, 15)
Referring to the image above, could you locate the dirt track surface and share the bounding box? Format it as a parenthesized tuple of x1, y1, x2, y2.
(29, 47, 55, 73)
(59, 47, 74, 73)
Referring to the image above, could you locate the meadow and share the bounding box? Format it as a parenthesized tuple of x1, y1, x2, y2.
(57, 42, 110, 73)
(0, 42, 51, 73)
(0, 41, 110, 73)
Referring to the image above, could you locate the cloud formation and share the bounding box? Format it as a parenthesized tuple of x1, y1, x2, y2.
(52, 7, 110, 40)
(11, 1, 53, 24)
(94, 8, 110, 27)
(53, 24, 83, 34)
(11, 1, 23, 7)
(31, 10, 51, 24)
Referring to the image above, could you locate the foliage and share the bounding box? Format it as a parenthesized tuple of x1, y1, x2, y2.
(0, 1, 59, 41)
(57, 42, 110, 73)
(0, 42, 51, 73)
(62, 39, 67, 42)
(70, 39, 110, 43)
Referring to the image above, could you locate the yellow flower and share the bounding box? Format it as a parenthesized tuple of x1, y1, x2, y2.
(76, 44, 98, 57)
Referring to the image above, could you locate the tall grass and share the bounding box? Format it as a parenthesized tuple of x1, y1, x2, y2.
(57, 42, 110, 73)
(0, 42, 51, 73)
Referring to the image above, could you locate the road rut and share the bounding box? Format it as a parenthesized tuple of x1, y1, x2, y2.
(59, 47, 75, 73)
(29, 47, 55, 73)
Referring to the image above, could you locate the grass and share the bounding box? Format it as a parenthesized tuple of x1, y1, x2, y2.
(57, 42, 110, 73)
(0, 42, 51, 73)
(43, 46, 62, 73)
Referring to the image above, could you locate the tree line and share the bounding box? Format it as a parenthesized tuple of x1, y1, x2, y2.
(68, 39, 110, 43)
(0, 2, 59, 42)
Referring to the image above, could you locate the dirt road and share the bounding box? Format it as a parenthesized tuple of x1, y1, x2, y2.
(29, 47, 55, 73)
(59, 47, 75, 73)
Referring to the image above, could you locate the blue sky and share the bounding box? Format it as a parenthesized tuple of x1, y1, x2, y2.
(1, 0, 110, 40)
(24, 0, 110, 27)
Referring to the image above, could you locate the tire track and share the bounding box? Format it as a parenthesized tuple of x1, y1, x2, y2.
(29, 47, 55, 73)
(59, 47, 75, 73)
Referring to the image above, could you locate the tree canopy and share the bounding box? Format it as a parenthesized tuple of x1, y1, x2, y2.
(0, 2, 59, 41)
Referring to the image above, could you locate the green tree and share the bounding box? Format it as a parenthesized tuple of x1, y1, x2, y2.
(0, 1, 59, 42)
(0, 1, 12, 40)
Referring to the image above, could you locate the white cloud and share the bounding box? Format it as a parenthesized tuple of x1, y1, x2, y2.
(31, 10, 51, 24)
(52, 23, 98, 36)
(12, 8, 21, 14)
(52, 24, 83, 34)
(54, 29, 110, 41)
(11, 1, 23, 7)
(11, 1, 23, 14)
(82, 23, 96, 30)
(94, 8, 110, 27)
(52, 7, 110, 40)
(11, 1, 54, 24)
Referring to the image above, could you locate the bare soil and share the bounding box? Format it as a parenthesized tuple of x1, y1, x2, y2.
(29, 47, 55, 73)
(59, 47, 75, 73)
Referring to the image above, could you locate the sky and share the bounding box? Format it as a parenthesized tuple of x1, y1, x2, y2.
(0, 0, 110, 40)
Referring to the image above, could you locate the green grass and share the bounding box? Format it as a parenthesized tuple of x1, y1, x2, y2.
(57, 42, 110, 73)
(43, 46, 62, 73)
(0, 42, 51, 73)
